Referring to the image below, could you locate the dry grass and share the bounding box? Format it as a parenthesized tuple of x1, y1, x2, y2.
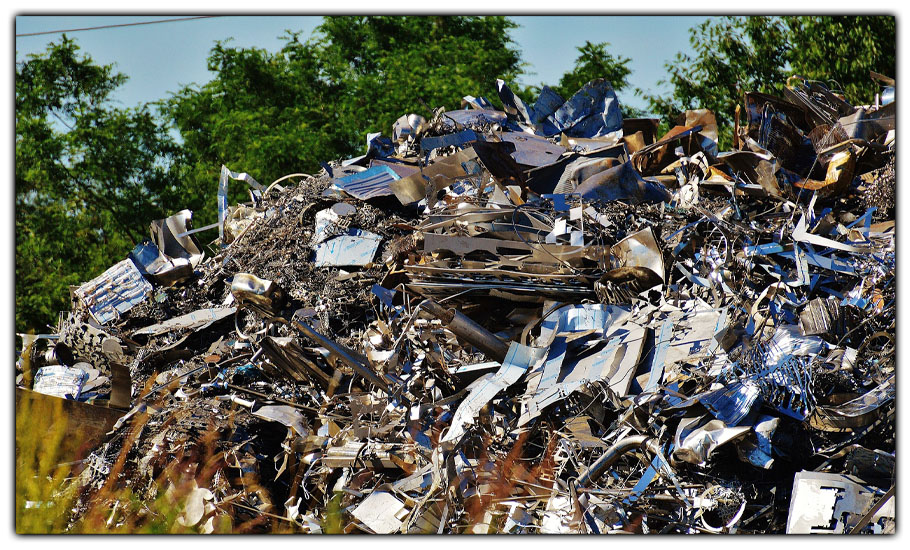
(15, 380, 263, 534)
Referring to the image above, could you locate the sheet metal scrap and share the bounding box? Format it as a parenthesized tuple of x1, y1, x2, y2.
(18, 73, 895, 535)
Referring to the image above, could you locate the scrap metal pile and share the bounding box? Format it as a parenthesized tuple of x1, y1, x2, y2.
(18, 74, 895, 534)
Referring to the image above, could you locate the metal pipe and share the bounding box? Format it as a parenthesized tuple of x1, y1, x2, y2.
(289, 319, 393, 396)
(576, 435, 660, 488)
(421, 300, 510, 362)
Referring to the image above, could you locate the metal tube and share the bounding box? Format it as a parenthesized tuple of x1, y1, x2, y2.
(576, 435, 660, 488)
(290, 319, 392, 395)
(422, 300, 510, 362)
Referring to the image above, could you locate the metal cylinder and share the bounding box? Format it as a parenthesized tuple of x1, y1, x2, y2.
(576, 435, 660, 488)
(421, 300, 510, 362)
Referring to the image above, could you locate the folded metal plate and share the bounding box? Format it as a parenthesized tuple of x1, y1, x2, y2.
(673, 416, 751, 466)
(351, 491, 408, 534)
(497, 132, 566, 167)
(420, 129, 481, 154)
(442, 342, 547, 443)
(32, 365, 88, 400)
(390, 148, 478, 205)
(786, 471, 893, 534)
(334, 165, 401, 200)
(75, 259, 153, 325)
(132, 307, 237, 337)
(610, 226, 664, 281)
(313, 229, 383, 267)
(518, 323, 646, 426)
(575, 161, 671, 205)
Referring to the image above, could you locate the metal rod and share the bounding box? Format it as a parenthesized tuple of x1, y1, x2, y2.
(176, 221, 221, 238)
(289, 319, 393, 396)
(225, 384, 321, 414)
(848, 485, 895, 534)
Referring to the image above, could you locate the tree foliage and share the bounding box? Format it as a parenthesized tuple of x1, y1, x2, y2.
(786, 16, 896, 103)
(552, 41, 632, 100)
(643, 17, 791, 148)
(521, 40, 639, 117)
(314, 16, 524, 139)
(16, 37, 179, 333)
(645, 16, 895, 149)
(165, 15, 525, 222)
(162, 33, 345, 229)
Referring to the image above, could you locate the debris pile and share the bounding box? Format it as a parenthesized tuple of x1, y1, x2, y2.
(17, 74, 895, 534)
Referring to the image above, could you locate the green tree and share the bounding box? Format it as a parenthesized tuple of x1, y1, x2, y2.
(16, 37, 178, 333)
(645, 16, 895, 149)
(163, 32, 345, 228)
(17, 18, 528, 333)
(314, 16, 524, 142)
(786, 16, 896, 103)
(166, 16, 526, 211)
(522, 40, 640, 117)
(643, 16, 790, 148)
(552, 41, 631, 99)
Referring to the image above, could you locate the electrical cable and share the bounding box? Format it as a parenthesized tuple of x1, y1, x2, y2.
(16, 16, 220, 37)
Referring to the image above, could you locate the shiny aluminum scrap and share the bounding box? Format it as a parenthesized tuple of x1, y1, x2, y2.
(18, 72, 894, 535)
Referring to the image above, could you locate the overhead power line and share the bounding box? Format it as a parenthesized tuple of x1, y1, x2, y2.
(16, 16, 221, 38)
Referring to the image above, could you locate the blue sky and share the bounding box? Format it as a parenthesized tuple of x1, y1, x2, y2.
(15, 15, 710, 114)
